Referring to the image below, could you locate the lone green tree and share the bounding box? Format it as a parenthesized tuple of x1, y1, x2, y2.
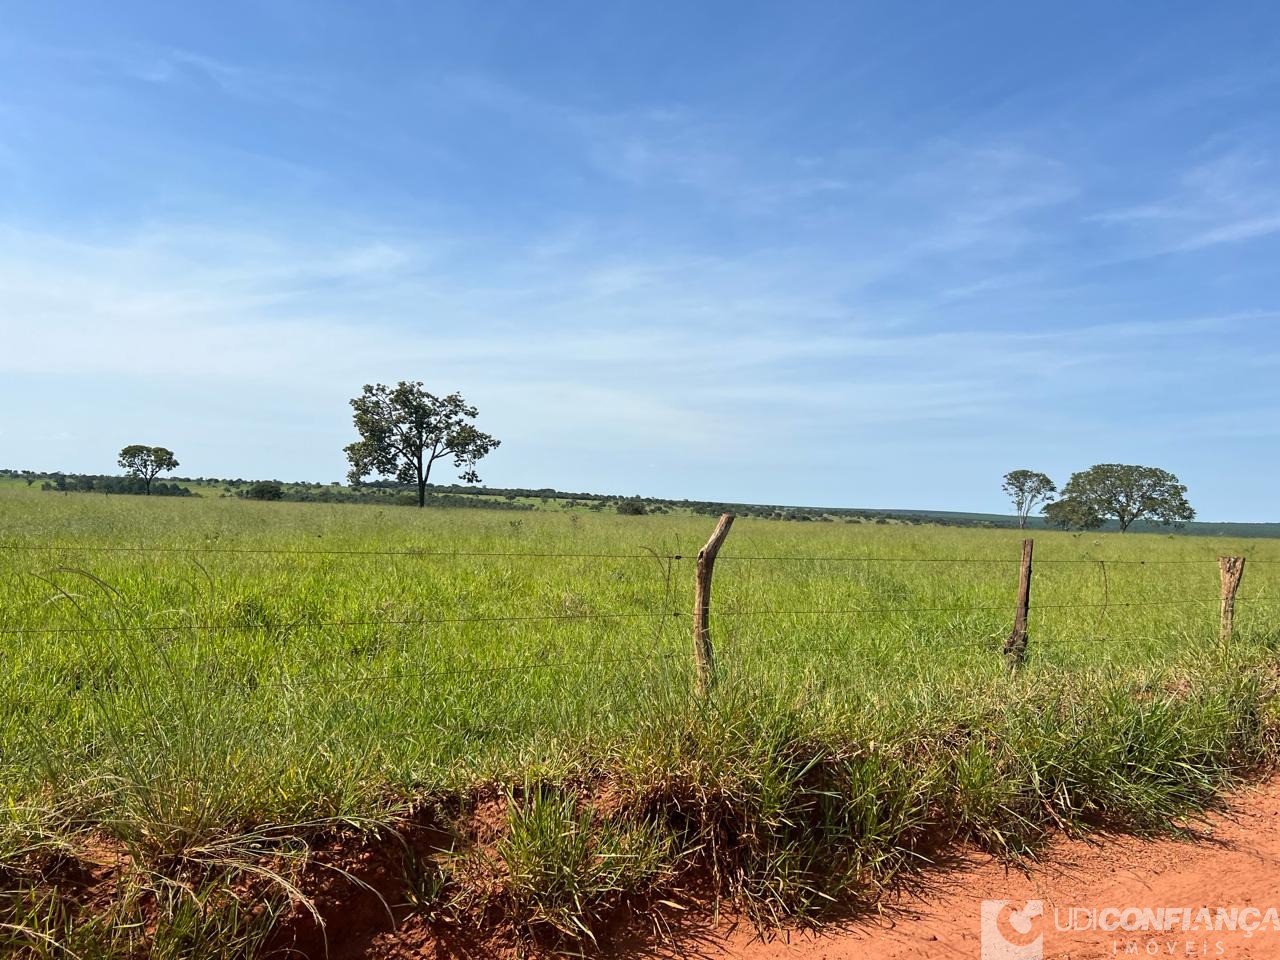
(344, 382, 500, 508)
(117, 445, 179, 495)
(1001, 469, 1056, 529)
(1043, 463, 1194, 533)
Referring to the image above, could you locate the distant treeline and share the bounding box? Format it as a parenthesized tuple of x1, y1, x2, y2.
(2, 470, 194, 497)
(0, 470, 531, 511)
(279, 480, 981, 525)
(301, 480, 985, 525)
(264, 480, 995, 526)
(235, 480, 536, 511)
(1, 468, 971, 523)
(7, 468, 1277, 536)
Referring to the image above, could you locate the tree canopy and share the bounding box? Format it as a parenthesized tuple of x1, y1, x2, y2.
(244, 480, 285, 501)
(117, 445, 179, 495)
(1001, 469, 1056, 529)
(344, 382, 500, 508)
(1043, 463, 1194, 532)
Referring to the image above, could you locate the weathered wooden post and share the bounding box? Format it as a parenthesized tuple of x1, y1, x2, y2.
(1219, 556, 1246, 644)
(1003, 538, 1034, 668)
(693, 513, 734, 696)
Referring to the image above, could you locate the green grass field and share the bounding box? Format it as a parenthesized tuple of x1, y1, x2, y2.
(3, 487, 1280, 956)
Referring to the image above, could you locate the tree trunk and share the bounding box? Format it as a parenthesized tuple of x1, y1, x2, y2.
(417, 478, 426, 508)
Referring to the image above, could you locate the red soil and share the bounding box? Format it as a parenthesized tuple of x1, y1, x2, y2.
(711, 779, 1280, 960)
(323, 779, 1280, 959)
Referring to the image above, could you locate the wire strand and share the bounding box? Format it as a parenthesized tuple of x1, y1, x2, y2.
(5, 543, 1272, 565)
(709, 597, 1251, 618)
(0, 543, 680, 561)
(0, 609, 684, 636)
(716, 555, 1226, 565)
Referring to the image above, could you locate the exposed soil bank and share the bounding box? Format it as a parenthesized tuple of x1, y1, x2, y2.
(329, 779, 1280, 959)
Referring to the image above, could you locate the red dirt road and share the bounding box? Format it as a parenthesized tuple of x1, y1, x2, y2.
(707, 780, 1280, 960)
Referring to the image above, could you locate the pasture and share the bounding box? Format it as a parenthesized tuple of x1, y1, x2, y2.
(3, 487, 1280, 956)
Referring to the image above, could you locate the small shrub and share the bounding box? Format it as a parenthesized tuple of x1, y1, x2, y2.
(244, 481, 284, 501)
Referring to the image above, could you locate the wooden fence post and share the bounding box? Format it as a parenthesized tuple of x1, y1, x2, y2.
(1003, 538, 1034, 668)
(1219, 556, 1246, 644)
(693, 513, 734, 696)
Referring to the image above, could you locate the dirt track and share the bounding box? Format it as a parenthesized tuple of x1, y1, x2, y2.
(705, 780, 1280, 960)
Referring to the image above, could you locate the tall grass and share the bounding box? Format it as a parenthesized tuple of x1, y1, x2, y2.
(2, 488, 1279, 951)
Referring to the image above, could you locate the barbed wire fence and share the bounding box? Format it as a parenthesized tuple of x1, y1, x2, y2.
(0, 514, 1276, 712)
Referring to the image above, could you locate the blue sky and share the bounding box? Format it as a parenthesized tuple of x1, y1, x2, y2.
(1, 2, 1279, 519)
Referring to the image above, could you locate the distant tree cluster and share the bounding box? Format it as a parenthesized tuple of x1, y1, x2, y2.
(227, 480, 533, 510)
(32, 472, 193, 497)
(243, 480, 285, 501)
(1002, 464, 1194, 533)
(0, 469, 44, 487)
(2, 446, 190, 500)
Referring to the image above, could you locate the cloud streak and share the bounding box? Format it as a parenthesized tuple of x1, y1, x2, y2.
(0, 220, 1257, 502)
(1088, 142, 1280, 256)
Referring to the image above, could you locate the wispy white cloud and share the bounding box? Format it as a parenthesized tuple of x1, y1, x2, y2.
(16, 41, 337, 112)
(1174, 213, 1280, 251)
(432, 72, 1078, 235)
(130, 49, 245, 89)
(1088, 142, 1280, 255)
(0, 221, 1246, 480)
